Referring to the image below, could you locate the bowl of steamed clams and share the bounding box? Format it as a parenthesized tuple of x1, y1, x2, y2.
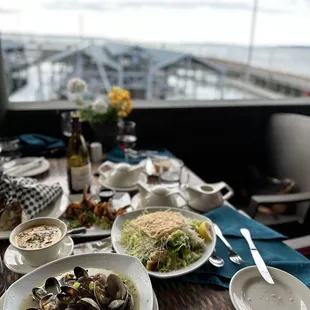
(112, 207, 216, 279)
(4, 253, 153, 310)
(64, 186, 130, 231)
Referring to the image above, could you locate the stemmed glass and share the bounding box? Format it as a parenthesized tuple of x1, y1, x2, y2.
(116, 121, 137, 149)
(117, 121, 137, 162)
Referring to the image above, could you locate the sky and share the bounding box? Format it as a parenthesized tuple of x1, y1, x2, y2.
(1, 0, 310, 45)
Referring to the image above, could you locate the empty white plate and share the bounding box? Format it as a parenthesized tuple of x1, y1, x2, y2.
(4, 236, 74, 274)
(230, 266, 310, 310)
(2, 157, 50, 177)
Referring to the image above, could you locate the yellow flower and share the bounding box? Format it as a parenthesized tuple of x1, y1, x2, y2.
(110, 99, 118, 106)
(118, 110, 127, 118)
(112, 86, 121, 93)
(121, 90, 130, 100)
(108, 87, 133, 114)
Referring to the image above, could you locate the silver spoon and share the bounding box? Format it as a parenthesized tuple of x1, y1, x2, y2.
(209, 249, 224, 267)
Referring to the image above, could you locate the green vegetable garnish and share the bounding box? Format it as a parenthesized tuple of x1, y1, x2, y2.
(73, 282, 80, 289)
(89, 281, 94, 291)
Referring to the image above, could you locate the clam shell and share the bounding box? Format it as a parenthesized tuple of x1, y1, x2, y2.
(106, 274, 127, 300)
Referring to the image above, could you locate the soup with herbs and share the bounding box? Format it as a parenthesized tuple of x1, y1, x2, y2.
(15, 225, 62, 249)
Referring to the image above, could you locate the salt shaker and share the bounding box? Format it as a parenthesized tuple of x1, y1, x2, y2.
(90, 142, 103, 163)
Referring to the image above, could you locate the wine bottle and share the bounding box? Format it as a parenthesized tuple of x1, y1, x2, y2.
(67, 112, 92, 193)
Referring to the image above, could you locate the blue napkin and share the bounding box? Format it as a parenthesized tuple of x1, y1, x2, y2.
(106, 147, 174, 164)
(19, 134, 65, 157)
(182, 206, 310, 288)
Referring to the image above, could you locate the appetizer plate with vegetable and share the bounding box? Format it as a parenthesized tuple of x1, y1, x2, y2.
(62, 187, 131, 238)
(111, 207, 216, 279)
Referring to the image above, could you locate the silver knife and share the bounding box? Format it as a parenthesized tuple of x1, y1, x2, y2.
(240, 228, 274, 284)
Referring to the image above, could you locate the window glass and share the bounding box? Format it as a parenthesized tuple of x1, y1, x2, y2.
(1, 0, 309, 102)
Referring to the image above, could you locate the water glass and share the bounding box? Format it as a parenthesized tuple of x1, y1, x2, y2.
(117, 121, 137, 149)
(159, 158, 187, 188)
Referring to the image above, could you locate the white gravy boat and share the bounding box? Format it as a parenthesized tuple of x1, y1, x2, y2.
(184, 182, 234, 212)
(98, 161, 145, 188)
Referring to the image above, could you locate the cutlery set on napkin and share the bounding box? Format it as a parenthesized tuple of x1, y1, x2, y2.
(214, 224, 274, 284)
(183, 206, 310, 289)
(2, 157, 44, 177)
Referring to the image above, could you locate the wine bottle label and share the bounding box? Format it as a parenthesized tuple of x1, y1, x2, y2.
(70, 164, 92, 191)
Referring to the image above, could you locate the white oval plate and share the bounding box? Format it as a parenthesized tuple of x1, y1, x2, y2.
(4, 236, 74, 274)
(3, 253, 153, 310)
(2, 157, 50, 177)
(99, 173, 147, 192)
(230, 266, 310, 310)
(0, 289, 159, 310)
(111, 206, 216, 279)
(0, 193, 69, 240)
(62, 193, 132, 239)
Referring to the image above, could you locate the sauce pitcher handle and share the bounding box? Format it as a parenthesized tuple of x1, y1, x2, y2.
(213, 182, 234, 201)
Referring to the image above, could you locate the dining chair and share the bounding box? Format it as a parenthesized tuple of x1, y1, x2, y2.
(244, 113, 310, 240)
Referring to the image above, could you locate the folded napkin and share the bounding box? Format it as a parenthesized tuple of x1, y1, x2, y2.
(19, 134, 65, 157)
(106, 146, 174, 164)
(182, 206, 310, 288)
(0, 174, 63, 230)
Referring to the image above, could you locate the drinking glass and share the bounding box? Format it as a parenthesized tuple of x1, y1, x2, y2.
(117, 121, 137, 149)
(61, 111, 72, 138)
(159, 158, 188, 188)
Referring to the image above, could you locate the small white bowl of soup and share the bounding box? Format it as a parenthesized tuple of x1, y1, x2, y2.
(9, 217, 67, 267)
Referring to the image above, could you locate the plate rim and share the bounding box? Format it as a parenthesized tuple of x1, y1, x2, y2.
(111, 206, 216, 279)
(4, 236, 74, 275)
(3, 157, 50, 177)
(3, 252, 153, 310)
(229, 265, 310, 310)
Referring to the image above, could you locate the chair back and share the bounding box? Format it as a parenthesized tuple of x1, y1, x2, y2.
(268, 113, 310, 221)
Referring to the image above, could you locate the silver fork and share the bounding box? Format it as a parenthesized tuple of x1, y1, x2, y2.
(213, 224, 246, 265)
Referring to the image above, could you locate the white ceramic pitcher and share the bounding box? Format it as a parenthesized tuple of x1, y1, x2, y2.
(136, 181, 187, 208)
(99, 161, 145, 188)
(184, 182, 234, 212)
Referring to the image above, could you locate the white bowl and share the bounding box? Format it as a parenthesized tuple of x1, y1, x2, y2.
(9, 217, 67, 267)
(3, 253, 154, 310)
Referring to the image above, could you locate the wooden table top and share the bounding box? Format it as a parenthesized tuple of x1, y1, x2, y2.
(0, 158, 235, 310)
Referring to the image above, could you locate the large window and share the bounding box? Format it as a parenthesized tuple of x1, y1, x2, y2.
(1, 0, 310, 102)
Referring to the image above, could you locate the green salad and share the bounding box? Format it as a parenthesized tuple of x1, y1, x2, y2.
(120, 211, 212, 272)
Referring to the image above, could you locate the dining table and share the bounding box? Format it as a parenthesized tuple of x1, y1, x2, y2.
(0, 158, 239, 310)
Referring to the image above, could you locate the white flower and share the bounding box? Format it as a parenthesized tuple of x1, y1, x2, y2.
(67, 78, 88, 93)
(92, 97, 109, 114)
